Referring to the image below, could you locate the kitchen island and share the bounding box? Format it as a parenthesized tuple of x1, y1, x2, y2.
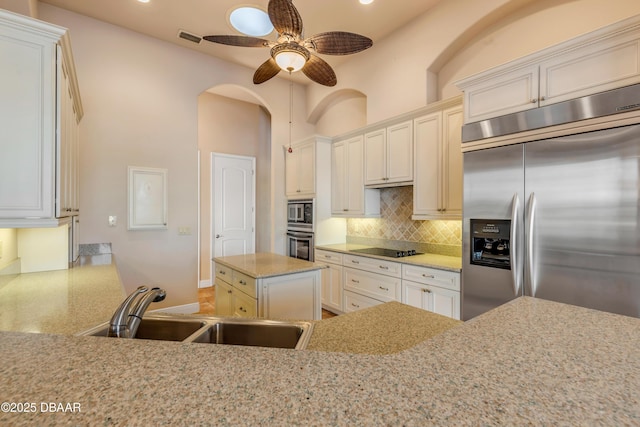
(1, 297, 639, 425)
(213, 252, 326, 320)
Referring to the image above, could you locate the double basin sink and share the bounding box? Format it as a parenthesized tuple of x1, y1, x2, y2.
(78, 314, 314, 350)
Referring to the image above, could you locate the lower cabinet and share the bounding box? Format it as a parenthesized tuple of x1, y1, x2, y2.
(315, 248, 461, 319)
(316, 249, 344, 313)
(214, 263, 321, 320)
(401, 264, 461, 320)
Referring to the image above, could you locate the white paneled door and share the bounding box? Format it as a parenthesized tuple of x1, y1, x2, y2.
(211, 153, 255, 267)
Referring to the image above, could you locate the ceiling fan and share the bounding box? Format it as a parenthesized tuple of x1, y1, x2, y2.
(203, 0, 373, 86)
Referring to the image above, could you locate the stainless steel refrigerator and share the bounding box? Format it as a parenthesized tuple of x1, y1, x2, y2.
(462, 85, 640, 320)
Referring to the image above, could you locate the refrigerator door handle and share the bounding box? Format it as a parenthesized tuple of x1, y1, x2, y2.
(510, 193, 521, 296)
(527, 192, 538, 296)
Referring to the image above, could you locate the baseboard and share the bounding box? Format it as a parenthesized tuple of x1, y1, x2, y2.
(150, 302, 200, 314)
(198, 279, 212, 289)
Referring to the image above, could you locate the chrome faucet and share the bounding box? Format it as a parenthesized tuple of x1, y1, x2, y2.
(108, 286, 166, 338)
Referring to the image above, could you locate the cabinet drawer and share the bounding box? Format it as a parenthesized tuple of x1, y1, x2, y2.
(343, 290, 383, 313)
(233, 288, 257, 318)
(402, 264, 460, 291)
(344, 267, 401, 302)
(233, 271, 257, 299)
(343, 254, 401, 277)
(215, 263, 233, 284)
(315, 249, 343, 265)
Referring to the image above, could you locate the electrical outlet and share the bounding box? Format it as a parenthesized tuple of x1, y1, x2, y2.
(108, 216, 117, 227)
(178, 227, 191, 235)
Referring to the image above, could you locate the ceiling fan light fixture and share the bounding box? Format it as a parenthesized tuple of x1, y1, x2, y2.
(229, 6, 273, 37)
(272, 43, 309, 72)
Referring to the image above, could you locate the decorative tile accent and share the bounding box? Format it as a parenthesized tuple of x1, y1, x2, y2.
(347, 187, 462, 256)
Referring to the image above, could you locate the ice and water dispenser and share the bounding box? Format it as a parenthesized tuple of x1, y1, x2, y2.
(470, 219, 512, 270)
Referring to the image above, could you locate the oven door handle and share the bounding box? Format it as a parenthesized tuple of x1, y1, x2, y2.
(287, 231, 313, 239)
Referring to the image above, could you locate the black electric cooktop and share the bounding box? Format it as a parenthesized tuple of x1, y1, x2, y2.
(349, 247, 423, 258)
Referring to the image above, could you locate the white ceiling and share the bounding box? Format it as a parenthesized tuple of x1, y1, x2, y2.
(39, 0, 444, 85)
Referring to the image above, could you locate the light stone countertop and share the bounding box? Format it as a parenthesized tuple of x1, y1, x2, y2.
(214, 252, 327, 278)
(0, 255, 125, 335)
(316, 243, 462, 272)
(1, 297, 639, 425)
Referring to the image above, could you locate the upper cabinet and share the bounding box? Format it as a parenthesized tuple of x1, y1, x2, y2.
(413, 102, 463, 220)
(285, 139, 316, 198)
(457, 15, 640, 124)
(364, 120, 413, 187)
(0, 10, 83, 227)
(331, 136, 380, 217)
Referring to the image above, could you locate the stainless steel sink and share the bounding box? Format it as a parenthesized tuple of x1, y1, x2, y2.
(81, 317, 207, 342)
(78, 314, 314, 350)
(189, 319, 311, 349)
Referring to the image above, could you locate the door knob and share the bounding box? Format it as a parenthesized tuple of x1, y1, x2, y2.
(215, 234, 223, 239)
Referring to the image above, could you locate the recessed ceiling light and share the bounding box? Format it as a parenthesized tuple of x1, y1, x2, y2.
(229, 6, 273, 37)
(359, 0, 374, 4)
(138, 0, 150, 3)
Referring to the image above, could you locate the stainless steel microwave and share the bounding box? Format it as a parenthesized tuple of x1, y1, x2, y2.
(287, 199, 313, 232)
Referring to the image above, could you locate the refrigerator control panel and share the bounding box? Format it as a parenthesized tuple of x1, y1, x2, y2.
(470, 219, 511, 270)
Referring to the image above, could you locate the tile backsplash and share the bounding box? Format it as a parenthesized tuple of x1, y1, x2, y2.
(347, 186, 462, 257)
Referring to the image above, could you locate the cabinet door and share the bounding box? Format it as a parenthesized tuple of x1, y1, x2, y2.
(441, 106, 463, 218)
(331, 141, 346, 214)
(321, 263, 343, 312)
(215, 279, 234, 316)
(297, 142, 315, 195)
(364, 129, 386, 185)
(0, 24, 56, 219)
(386, 120, 413, 184)
(285, 149, 299, 196)
(345, 136, 365, 214)
(413, 112, 441, 217)
(462, 65, 539, 124)
(262, 271, 321, 320)
(402, 280, 429, 310)
(402, 280, 460, 320)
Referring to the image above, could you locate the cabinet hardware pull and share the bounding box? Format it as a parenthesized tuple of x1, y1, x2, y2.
(379, 286, 389, 291)
(219, 270, 226, 275)
(239, 280, 246, 285)
(227, 290, 232, 294)
(351, 260, 360, 264)
(379, 266, 389, 270)
(531, 99, 537, 103)
(239, 307, 246, 312)
(352, 279, 360, 284)
(351, 303, 360, 308)
(422, 274, 435, 278)
(343, 209, 348, 212)
(540, 96, 546, 101)
(325, 255, 331, 258)
(422, 289, 432, 293)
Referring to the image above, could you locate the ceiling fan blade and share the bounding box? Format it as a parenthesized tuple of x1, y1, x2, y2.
(305, 32, 373, 55)
(302, 55, 337, 87)
(268, 0, 303, 38)
(203, 35, 270, 48)
(253, 58, 281, 84)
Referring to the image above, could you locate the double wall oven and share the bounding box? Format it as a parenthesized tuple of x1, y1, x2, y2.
(286, 199, 314, 262)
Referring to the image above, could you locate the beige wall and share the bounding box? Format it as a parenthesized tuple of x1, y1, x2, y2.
(0, 228, 18, 273)
(198, 92, 271, 283)
(38, 4, 314, 309)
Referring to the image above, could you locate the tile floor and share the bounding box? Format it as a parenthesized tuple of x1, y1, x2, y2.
(197, 287, 337, 319)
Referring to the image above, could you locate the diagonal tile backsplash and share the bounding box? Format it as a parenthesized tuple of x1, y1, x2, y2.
(347, 186, 462, 257)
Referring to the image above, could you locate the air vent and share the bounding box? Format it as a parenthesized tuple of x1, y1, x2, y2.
(177, 29, 202, 44)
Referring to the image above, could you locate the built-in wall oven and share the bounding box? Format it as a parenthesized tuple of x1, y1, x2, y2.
(286, 199, 314, 262)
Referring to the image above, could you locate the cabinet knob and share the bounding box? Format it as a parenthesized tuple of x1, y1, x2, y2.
(531, 99, 537, 104)
(540, 96, 546, 101)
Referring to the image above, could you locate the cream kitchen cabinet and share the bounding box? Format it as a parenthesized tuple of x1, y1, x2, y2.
(0, 10, 83, 227)
(214, 255, 322, 320)
(315, 249, 344, 314)
(401, 264, 460, 320)
(331, 136, 380, 217)
(412, 102, 463, 220)
(457, 15, 640, 124)
(285, 139, 315, 198)
(343, 254, 401, 312)
(364, 120, 413, 187)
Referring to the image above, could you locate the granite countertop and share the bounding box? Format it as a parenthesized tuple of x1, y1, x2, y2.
(214, 252, 327, 278)
(316, 243, 462, 272)
(1, 297, 639, 425)
(0, 255, 125, 335)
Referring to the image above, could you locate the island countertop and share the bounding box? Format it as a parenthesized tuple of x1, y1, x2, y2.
(1, 297, 639, 426)
(213, 252, 327, 278)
